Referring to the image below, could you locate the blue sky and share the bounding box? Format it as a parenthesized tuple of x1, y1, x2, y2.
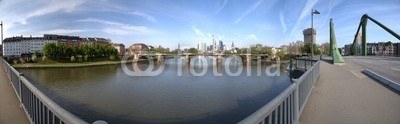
(1, 0, 400, 49)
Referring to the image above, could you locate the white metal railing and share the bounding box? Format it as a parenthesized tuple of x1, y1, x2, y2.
(1, 59, 88, 124)
(239, 59, 320, 124)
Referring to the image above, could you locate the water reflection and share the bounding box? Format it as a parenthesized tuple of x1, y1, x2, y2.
(19, 57, 290, 124)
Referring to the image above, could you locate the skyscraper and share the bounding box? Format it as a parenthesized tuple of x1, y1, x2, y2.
(202, 42, 207, 52)
(211, 35, 218, 52)
(212, 35, 216, 52)
(231, 41, 235, 50)
(219, 40, 224, 51)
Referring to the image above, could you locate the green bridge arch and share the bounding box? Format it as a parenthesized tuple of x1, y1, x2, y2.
(351, 14, 400, 56)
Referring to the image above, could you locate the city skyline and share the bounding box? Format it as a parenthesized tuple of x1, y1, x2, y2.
(1, 0, 400, 49)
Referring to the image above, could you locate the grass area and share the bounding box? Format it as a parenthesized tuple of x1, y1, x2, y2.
(13, 60, 130, 68)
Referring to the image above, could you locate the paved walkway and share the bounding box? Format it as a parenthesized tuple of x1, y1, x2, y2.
(0, 64, 29, 124)
(300, 61, 400, 124)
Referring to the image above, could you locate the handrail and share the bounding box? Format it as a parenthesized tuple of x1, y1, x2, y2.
(294, 60, 319, 115)
(20, 76, 88, 124)
(239, 59, 320, 124)
(1, 58, 88, 124)
(238, 84, 296, 124)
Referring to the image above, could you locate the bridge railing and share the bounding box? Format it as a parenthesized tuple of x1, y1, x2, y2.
(239, 59, 320, 124)
(1, 59, 88, 124)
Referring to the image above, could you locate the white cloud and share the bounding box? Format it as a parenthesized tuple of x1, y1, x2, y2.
(319, 0, 342, 31)
(192, 26, 205, 36)
(215, 0, 229, 14)
(19, 0, 86, 25)
(77, 18, 124, 26)
(234, 0, 264, 24)
(0, 0, 87, 38)
(207, 33, 213, 38)
(279, 11, 287, 34)
(247, 34, 258, 40)
(130, 11, 157, 23)
(77, 18, 152, 36)
(40, 29, 87, 34)
(288, 0, 319, 36)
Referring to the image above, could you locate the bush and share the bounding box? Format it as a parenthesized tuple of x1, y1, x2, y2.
(84, 55, 89, 62)
(77, 56, 83, 62)
(39, 56, 57, 64)
(19, 58, 26, 64)
(109, 55, 115, 61)
(31, 54, 38, 63)
(13, 60, 18, 64)
(6, 57, 13, 64)
(277, 50, 285, 60)
(42, 56, 47, 61)
(70, 56, 76, 62)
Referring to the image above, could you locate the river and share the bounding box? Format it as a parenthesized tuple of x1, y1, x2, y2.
(19, 56, 291, 124)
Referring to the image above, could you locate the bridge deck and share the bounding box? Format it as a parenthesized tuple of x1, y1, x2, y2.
(0, 64, 29, 124)
(300, 61, 400, 124)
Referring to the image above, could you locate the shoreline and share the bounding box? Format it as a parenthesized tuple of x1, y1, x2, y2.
(12, 59, 289, 69)
(12, 60, 139, 69)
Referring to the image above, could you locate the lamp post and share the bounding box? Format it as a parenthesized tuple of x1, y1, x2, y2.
(311, 9, 320, 60)
(0, 21, 3, 45)
(1, 21, 3, 56)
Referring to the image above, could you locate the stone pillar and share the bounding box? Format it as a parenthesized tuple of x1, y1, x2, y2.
(134, 54, 139, 61)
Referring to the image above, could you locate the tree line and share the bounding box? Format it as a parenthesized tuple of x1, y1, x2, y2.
(43, 43, 118, 60)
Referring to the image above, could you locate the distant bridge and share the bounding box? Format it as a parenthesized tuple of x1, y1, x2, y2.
(130, 52, 270, 62)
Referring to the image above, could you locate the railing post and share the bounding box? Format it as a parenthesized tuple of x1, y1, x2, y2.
(304, 60, 307, 71)
(19, 73, 23, 103)
(312, 66, 316, 86)
(289, 59, 293, 79)
(293, 84, 300, 124)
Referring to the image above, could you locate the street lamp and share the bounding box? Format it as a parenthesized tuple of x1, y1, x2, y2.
(311, 9, 320, 60)
(0, 21, 3, 45)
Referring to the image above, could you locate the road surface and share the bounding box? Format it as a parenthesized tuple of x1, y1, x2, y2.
(344, 56, 400, 83)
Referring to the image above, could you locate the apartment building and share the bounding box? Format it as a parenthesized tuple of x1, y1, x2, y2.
(3, 34, 114, 57)
(2, 36, 57, 57)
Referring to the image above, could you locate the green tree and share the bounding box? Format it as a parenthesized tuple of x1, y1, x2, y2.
(250, 44, 263, 54)
(223, 50, 231, 55)
(66, 47, 73, 57)
(319, 42, 330, 55)
(236, 48, 248, 54)
(43, 43, 58, 58)
(89, 46, 95, 57)
(249, 44, 271, 55)
(170, 49, 179, 54)
(58, 44, 67, 58)
(301, 43, 320, 55)
(187, 48, 198, 53)
(81, 45, 88, 55)
(72, 45, 81, 56)
(277, 49, 285, 59)
(112, 47, 118, 55)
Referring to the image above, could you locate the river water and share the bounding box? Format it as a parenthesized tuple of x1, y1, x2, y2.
(19, 56, 291, 124)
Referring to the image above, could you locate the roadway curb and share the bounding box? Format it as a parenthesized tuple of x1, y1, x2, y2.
(362, 69, 400, 93)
